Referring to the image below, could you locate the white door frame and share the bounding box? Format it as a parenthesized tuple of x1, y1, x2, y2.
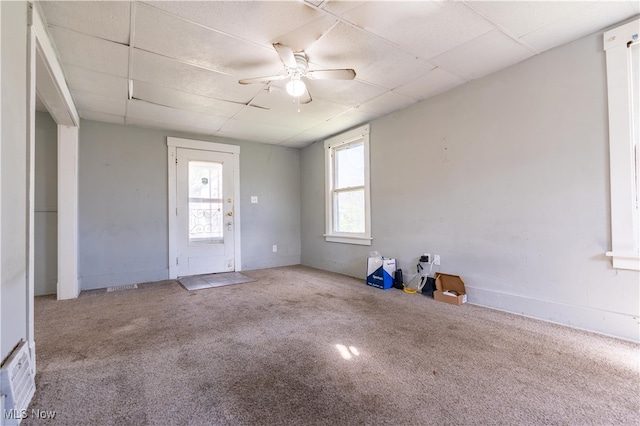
(26, 3, 80, 370)
(167, 137, 241, 279)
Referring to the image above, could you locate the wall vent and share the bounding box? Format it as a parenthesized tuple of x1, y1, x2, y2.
(1, 340, 35, 425)
(107, 284, 138, 292)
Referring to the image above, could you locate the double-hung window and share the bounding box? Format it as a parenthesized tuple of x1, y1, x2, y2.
(324, 124, 372, 245)
(604, 18, 640, 271)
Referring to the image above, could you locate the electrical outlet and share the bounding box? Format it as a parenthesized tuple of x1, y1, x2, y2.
(251, 196, 258, 203)
(434, 255, 440, 265)
(272, 245, 277, 253)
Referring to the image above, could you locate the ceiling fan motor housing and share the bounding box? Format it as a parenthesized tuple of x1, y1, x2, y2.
(293, 53, 309, 73)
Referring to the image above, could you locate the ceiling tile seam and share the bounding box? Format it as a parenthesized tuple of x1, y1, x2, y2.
(461, 1, 541, 55)
(303, 1, 466, 66)
(70, 88, 127, 102)
(78, 108, 124, 119)
(513, 1, 609, 42)
(132, 46, 251, 80)
(46, 23, 130, 48)
(125, 106, 225, 131)
(138, 1, 277, 55)
(361, 89, 415, 109)
(128, 97, 232, 123)
(60, 61, 129, 82)
(227, 88, 270, 122)
(129, 77, 261, 109)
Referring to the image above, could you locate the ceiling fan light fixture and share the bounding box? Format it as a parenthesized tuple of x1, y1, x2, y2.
(286, 79, 306, 97)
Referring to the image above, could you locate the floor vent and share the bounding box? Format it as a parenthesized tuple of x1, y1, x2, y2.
(107, 284, 138, 292)
(1, 340, 35, 425)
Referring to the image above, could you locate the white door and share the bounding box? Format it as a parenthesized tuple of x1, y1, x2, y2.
(176, 148, 235, 277)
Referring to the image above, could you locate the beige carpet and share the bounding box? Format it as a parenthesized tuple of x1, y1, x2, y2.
(25, 266, 639, 425)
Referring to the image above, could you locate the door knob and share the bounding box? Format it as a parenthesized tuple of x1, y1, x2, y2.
(227, 211, 233, 216)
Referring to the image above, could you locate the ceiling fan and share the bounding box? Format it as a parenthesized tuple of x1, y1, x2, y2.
(238, 43, 356, 104)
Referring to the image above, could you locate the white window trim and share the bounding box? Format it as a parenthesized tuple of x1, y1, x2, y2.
(604, 18, 640, 271)
(324, 124, 372, 245)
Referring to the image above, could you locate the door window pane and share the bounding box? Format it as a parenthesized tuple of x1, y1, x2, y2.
(335, 189, 365, 233)
(189, 161, 223, 244)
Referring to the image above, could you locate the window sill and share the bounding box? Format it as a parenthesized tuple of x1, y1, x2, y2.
(605, 252, 640, 271)
(325, 234, 372, 246)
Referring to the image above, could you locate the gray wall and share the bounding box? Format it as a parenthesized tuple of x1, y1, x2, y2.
(78, 120, 301, 290)
(301, 30, 640, 342)
(35, 111, 58, 296)
(1, 1, 28, 360)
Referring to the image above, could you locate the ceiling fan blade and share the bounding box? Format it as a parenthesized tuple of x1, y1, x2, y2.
(306, 69, 356, 80)
(238, 74, 288, 85)
(273, 43, 297, 69)
(300, 87, 312, 105)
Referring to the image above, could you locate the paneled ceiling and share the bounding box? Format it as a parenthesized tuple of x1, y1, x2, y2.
(37, 1, 639, 148)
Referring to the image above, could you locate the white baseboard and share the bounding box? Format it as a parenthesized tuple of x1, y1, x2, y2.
(467, 286, 640, 343)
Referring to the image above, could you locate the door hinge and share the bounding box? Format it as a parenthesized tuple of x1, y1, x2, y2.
(176, 207, 178, 216)
(175, 158, 178, 164)
(176, 257, 179, 265)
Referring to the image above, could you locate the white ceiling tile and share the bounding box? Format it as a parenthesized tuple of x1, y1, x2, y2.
(274, 15, 340, 52)
(302, 78, 387, 106)
(135, 4, 281, 79)
(126, 116, 218, 136)
(49, 27, 129, 77)
(79, 110, 125, 125)
(466, 1, 596, 39)
(233, 105, 324, 132)
(306, 23, 436, 89)
(126, 100, 228, 131)
(321, 1, 366, 16)
(431, 30, 534, 81)
(144, 1, 324, 47)
(39, 1, 130, 44)
(394, 67, 467, 101)
(304, 0, 325, 7)
(72, 91, 127, 116)
(132, 80, 244, 118)
(355, 92, 416, 119)
(631, 0, 640, 14)
(339, 1, 495, 59)
(280, 130, 325, 147)
(35, 95, 48, 113)
(132, 49, 263, 103)
(521, 1, 637, 52)
(305, 110, 370, 140)
(250, 87, 353, 122)
(62, 65, 129, 99)
(218, 118, 301, 144)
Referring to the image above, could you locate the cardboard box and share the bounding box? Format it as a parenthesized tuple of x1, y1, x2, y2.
(366, 257, 396, 290)
(433, 273, 467, 305)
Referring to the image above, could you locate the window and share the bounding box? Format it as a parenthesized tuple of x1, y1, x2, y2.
(604, 18, 640, 271)
(325, 124, 372, 245)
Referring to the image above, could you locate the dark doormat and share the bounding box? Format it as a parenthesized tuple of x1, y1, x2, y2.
(178, 272, 256, 291)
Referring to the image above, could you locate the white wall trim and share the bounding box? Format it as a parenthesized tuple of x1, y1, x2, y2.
(57, 125, 79, 300)
(603, 18, 640, 271)
(26, 16, 37, 370)
(166, 137, 242, 278)
(467, 286, 640, 343)
(30, 2, 78, 126)
(167, 137, 240, 154)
